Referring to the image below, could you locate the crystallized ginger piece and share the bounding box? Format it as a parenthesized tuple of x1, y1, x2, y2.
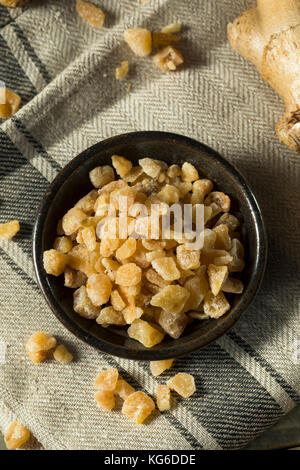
(87, 273, 112, 306)
(4, 421, 30, 450)
(62, 207, 86, 236)
(157, 184, 180, 204)
(122, 305, 143, 324)
(0, 220, 20, 240)
(94, 368, 119, 391)
(222, 277, 244, 294)
(181, 162, 199, 183)
(213, 224, 232, 251)
(81, 226, 97, 252)
(89, 165, 114, 189)
(124, 28, 152, 57)
(184, 274, 209, 311)
(127, 319, 164, 348)
(152, 32, 181, 48)
(150, 285, 190, 314)
(73, 285, 100, 319)
(139, 157, 162, 178)
(28, 350, 47, 364)
(176, 245, 200, 271)
(203, 291, 230, 319)
(26, 331, 56, 354)
(161, 23, 182, 34)
(111, 155, 132, 177)
(75, 190, 98, 214)
(111, 289, 126, 311)
(153, 46, 183, 72)
(54, 236, 73, 253)
(76, 0, 105, 28)
(53, 345, 73, 363)
(95, 390, 115, 412)
(100, 239, 120, 257)
(116, 238, 137, 260)
(156, 385, 171, 411)
(150, 359, 174, 376)
(167, 372, 196, 398)
(0, 88, 21, 118)
(158, 310, 188, 339)
(115, 61, 129, 80)
(151, 256, 180, 281)
(145, 268, 170, 288)
(115, 379, 135, 400)
(207, 264, 228, 296)
(96, 306, 126, 326)
(122, 391, 155, 424)
(115, 263, 142, 287)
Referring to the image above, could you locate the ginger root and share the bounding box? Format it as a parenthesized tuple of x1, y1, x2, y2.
(228, 0, 300, 153)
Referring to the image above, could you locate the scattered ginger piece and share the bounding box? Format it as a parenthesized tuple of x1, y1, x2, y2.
(122, 391, 155, 424)
(161, 23, 182, 34)
(0, 220, 20, 240)
(150, 359, 174, 376)
(124, 27, 152, 57)
(95, 390, 115, 411)
(94, 368, 119, 391)
(167, 372, 196, 398)
(153, 45, 183, 72)
(76, 0, 105, 28)
(156, 384, 171, 411)
(53, 345, 73, 363)
(115, 61, 129, 80)
(4, 421, 30, 450)
(0, 0, 25, 8)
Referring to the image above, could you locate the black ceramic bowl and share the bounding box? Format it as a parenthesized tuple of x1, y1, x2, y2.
(33, 132, 267, 360)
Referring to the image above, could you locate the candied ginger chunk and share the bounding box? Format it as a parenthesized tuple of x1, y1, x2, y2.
(122, 391, 155, 424)
(151, 257, 180, 281)
(4, 421, 30, 450)
(150, 359, 174, 377)
(87, 273, 112, 306)
(115, 379, 135, 401)
(73, 285, 100, 319)
(207, 264, 228, 296)
(112, 155, 132, 177)
(124, 28, 152, 57)
(26, 331, 56, 354)
(203, 291, 230, 318)
(76, 0, 105, 28)
(0, 88, 21, 119)
(153, 46, 183, 72)
(127, 319, 164, 348)
(115, 263, 142, 287)
(156, 385, 171, 411)
(115, 61, 129, 80)
(53, 345, 73, 363)
(94, 368, 119, 391)
(181, 162, 199, 182)
(167, 373, 196, 398)
(95, 390, 115, 412)
(89, 165, 114, 189)
(0, 220, 20, 240)
(43, 249, 67, 276)
(97, 306, 126, 326)
(150, 285, 190, 314)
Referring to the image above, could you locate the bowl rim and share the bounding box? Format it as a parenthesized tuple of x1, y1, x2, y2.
(32, 131, 268, 360)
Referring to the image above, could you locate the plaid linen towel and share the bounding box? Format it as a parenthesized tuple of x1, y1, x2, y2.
(0, 0, 299, 450)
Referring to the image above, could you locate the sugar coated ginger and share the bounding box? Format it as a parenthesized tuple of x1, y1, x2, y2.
(228, 0, 300, 153)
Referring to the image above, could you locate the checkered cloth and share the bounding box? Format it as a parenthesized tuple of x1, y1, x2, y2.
(0, 0, 299, 450)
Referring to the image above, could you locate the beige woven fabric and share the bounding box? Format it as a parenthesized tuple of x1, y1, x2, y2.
(0, 0, 299, 450)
